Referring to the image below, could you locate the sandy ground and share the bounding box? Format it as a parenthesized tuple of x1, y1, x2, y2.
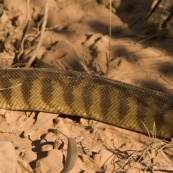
(0, 0, 173, 172)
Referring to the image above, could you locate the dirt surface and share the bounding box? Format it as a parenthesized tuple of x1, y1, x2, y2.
(1, 0, 173, 172)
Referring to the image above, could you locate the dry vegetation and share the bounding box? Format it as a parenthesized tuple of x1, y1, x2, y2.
(0, 0, 173, 173)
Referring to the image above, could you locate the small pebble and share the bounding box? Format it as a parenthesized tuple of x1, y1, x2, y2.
(44, 132, 57, 142)
(24, 150, 37, 163)
(41, 144, 53, 152)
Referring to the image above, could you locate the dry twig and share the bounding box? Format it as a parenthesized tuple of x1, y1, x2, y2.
(25, 0, 49, 67)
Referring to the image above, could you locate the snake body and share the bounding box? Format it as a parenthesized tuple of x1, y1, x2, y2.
(0, 68, 173, 138)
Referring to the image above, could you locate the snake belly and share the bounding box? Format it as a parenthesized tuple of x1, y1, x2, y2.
(0, 68, 173, 138)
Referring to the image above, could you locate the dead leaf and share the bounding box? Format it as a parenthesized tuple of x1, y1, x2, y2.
(63, 137, 78, 173)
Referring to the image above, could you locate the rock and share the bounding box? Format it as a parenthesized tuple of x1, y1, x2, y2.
(41, 144, 53, 152)
(44, 132, 57, 143)
(24, 150, 37, 163)
(36, 149, 63, 173)
(0, 141, 18, 173)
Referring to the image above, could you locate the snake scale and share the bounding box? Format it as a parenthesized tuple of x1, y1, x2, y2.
(0, 68, 173, 139)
